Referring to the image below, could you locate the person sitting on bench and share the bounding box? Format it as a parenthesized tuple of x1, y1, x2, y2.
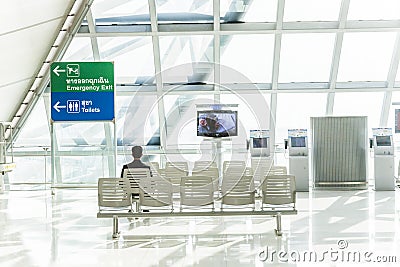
(121, 145, 151, 213)
(120, 146, 151, 177)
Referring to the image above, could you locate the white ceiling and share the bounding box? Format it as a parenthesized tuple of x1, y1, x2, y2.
(0, 0, 75, 122)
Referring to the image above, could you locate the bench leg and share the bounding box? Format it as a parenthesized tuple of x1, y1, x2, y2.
(275, 212, 282, 236)
(112, 215, 120, 239)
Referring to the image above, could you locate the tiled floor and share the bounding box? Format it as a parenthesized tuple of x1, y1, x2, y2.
(1, 188, 399, 266)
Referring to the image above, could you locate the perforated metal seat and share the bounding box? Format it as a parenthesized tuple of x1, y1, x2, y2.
(139, 174, 173, 211)
(193, 161, 217, 170)
(261, 174, 296, 210)
(192, 166, 220, 192)
(149, 162, 164, 177)
(223, 160, 246, 173)
(165, 162, 189, 193)
(221, 175, 255, 210)
(180, 175, 214, 211)
(251, 157, 274, 185)
(123, 168, 151, 211)
(267, 166, 287, 176)
(123, 168, 151, 195)
(258, 166, 288, 190)
(98, 178, 132, 212)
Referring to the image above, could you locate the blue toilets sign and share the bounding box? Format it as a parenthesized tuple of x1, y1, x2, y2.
(50, 62, 115, 121)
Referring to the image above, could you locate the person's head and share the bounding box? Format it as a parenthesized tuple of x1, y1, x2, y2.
(131, 146, 143, 159)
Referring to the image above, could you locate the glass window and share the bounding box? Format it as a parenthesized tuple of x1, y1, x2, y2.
(333, 92, 384, 136)
(275, 93, 327, 147)
(164, 94, 214, 149)
(62, 37, 93, 61)
(119, 94, 160, 146)
(279, 33, 335, 83)
(53, 121, 116, 184)
(284, 0, 341, 22)
(219, 93, 271, 164)
(220, 93, 271, 139)
(220, 0, 277, 22)
(58, 156, 110, 184)
(55, 122, 111, 150)
(161, 93, 214, 165)
(98, 37, 155, 84)
(162, 93, 271, 163)
(156, 0, 213, 23)
(348, 0, 400, 20)
(337, 32, 396, 82)
(91, 0, 149, 23)
(388, 92, 400, 175)
(8, 156, 49, 184)
(395, 62, 400, 82)
(14, 97, 50, 147)
(159, 35, 214, 84)
(220, 34, 274, 83)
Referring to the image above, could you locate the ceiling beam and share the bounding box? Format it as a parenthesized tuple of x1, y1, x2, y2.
(77, 20, 400, 37)
(269, 0, 285, 153)
(326, 0, 350, 115)
(86, 8, 100, 60)
(148, 0, 167, 149)
(380, 32, 400, 126)
(213, 0, 221, 98)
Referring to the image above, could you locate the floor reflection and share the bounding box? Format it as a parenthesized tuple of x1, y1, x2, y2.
(0, 188, 399, 266)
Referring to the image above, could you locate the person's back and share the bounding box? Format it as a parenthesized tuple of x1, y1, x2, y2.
(125, 159, 150, 169)
(121, 146, 152, 213)
(121, 146, 150, 177)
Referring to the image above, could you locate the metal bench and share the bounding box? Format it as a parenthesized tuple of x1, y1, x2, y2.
(97, 174, 297, 238)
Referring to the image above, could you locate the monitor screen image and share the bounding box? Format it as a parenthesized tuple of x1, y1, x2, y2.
(252, 138, 268, 148)
(291, 137, 306, 148)
(197, 110, 238, 137)
(376, 136, 391, 147)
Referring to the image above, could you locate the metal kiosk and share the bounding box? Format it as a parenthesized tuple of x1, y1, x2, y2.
(287, 129, 309, 191)
(249, 130, 272, 186)
(372, 128, 395, 191)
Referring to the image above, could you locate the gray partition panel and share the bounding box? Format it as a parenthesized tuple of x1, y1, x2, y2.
(311, 116, 368, 188)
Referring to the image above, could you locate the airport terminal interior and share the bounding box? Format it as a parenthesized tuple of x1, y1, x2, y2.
(1, 0, 400, 266)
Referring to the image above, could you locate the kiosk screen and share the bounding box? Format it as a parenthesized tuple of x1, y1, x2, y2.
(291, 137, 306, 147)
(252, 138, 268, 148)
(376, 136, 391, 147)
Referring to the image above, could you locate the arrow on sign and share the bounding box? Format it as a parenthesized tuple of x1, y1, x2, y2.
(53, 101, 66, 112)
(53, 65, 66, 76)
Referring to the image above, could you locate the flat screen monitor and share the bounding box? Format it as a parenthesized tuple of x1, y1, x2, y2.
(291, 137, 306, 148)
(252, 138, 268, 148)
(197, 110, 238, 137)
(376, 136, 391, 146)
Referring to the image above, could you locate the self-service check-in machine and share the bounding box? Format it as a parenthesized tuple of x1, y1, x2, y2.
(249, 130, 272, 186)
(286, 129, 309, 191)
(372, 128, 395, 191)
(249, 130, 270, 157)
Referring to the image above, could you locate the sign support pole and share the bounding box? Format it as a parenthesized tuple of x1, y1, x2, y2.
(114, 119, 117, 177)
(50, 121, 55, 195)
(50, 62, 115, 184)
